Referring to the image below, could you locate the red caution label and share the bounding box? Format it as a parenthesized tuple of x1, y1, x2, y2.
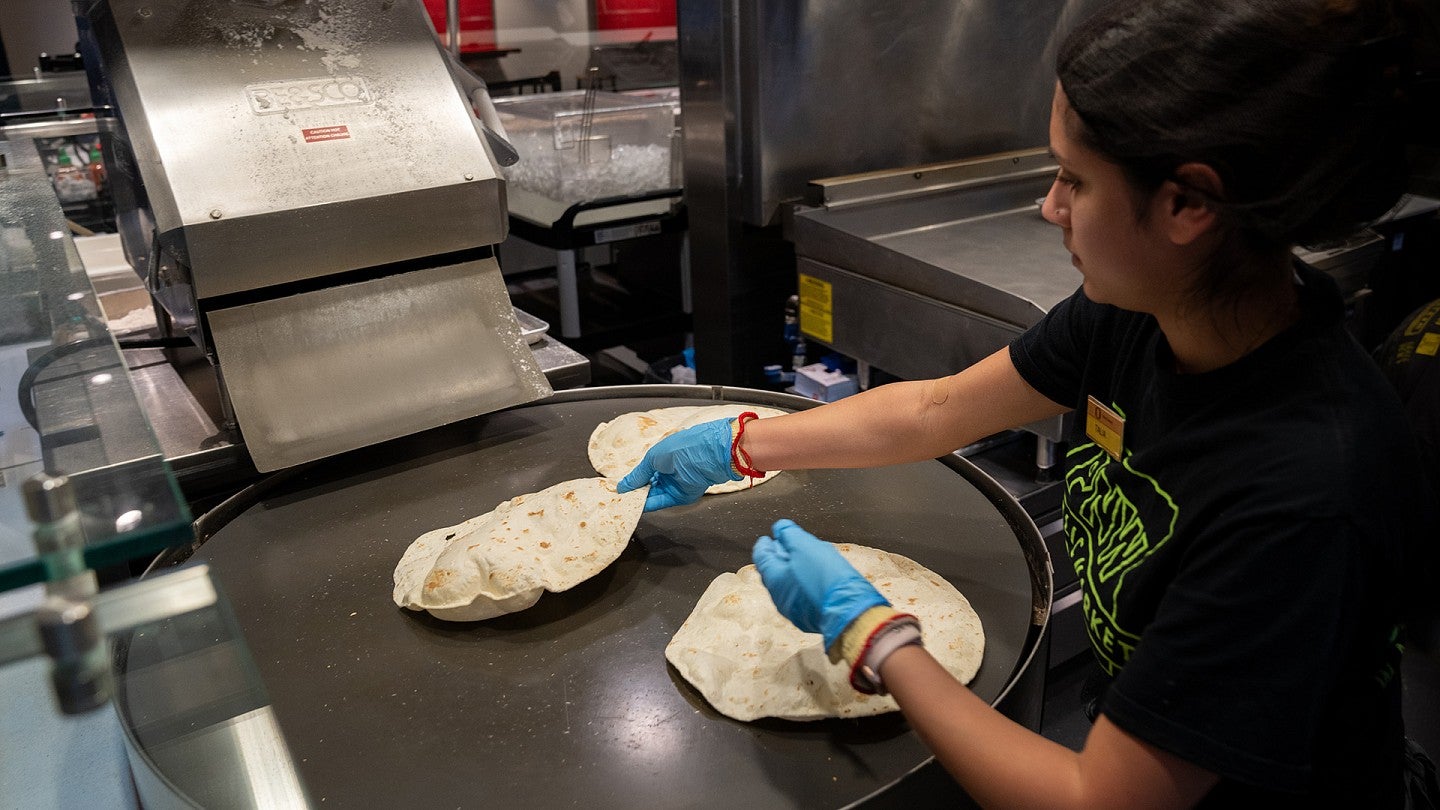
(302, 125, 351, 143)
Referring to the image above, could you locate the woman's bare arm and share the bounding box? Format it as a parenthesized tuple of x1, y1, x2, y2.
(883, 646, 1219, 810)
(741, 347, 1068, 472)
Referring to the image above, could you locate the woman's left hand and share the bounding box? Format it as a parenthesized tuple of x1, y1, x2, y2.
(752, 519, 890, 651)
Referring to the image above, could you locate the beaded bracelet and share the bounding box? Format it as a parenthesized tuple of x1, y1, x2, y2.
(849, 613, 923, 695)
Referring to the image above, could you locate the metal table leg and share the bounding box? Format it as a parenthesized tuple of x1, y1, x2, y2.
(557, 248, 581, 338)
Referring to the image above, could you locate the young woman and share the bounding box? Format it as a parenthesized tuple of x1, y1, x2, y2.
(620, 0, 1436, 806)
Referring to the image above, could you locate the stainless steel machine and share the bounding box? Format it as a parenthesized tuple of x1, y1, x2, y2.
(76, 0, 553, 472)
(678, 0, 1110, 387)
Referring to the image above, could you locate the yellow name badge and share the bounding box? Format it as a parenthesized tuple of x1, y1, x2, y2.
(1086, 396, 1125, 461)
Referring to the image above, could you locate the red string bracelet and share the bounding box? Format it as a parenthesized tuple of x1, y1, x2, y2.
(731, 411, 767, 485)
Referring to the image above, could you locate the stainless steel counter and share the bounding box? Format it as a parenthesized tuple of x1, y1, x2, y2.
(789, 151, 1076, 442)
(793, 171, 1075, 331)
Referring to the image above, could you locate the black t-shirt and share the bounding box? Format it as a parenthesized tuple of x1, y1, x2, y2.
(1374, 298, 1440, 650)
(1374, 297, 1440, 502)
(1009, 265, 1424, 807)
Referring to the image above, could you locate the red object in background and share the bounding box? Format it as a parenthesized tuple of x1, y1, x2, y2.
(595, 0, 676, 30)
(421, 0, 496, 52)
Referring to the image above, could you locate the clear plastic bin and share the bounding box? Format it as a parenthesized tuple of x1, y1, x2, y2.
(495, 90, 679, 203)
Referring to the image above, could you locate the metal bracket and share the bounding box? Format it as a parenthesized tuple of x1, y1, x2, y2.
(0, 564, 218, 708)
(0, 473, 216, 713)
(0, 564, 219, 711)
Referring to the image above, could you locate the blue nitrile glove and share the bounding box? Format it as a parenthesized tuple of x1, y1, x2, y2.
(617, 418, 742, 511)
(752, 519, 890, 651)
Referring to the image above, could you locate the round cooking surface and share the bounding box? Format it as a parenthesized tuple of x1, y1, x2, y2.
(124, 388, 1044, 808)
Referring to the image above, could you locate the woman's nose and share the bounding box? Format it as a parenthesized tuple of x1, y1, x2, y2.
(1041, 182, 1069, 227)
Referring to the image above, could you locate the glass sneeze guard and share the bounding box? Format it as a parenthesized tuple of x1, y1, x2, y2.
(0, 137, 190, 593)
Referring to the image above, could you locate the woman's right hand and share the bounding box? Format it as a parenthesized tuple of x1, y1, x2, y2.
(752, 519, 890, 652)
(617, 418, 742, 511)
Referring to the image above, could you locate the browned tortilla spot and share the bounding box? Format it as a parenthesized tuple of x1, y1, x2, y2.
(540, 542, 551, 549)
(528, 509, 544, 517)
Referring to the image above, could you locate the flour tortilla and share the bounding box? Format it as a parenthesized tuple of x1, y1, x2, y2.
(666, 543, 984, 721)
(392, 477, 646, 621)
(588, 405, 788, 494)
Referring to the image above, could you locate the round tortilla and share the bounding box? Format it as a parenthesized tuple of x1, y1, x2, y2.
(587, 404, 788, 494)
(666, 543, 984, 721)
(392, 477, 646, 621)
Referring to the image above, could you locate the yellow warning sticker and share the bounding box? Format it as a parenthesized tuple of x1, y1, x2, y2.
(799, 273, 832, 308)
(1418, 332, 1440, 357)
(798, 273, 834, 343)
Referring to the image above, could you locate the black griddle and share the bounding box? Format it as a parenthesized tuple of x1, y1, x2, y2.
(120, 386, 1050, 808)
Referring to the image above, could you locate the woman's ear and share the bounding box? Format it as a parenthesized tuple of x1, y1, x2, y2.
(1159, 162, 1224, 245)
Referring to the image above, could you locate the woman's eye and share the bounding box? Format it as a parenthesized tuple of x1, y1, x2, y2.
(1055, 171, 1079, 188)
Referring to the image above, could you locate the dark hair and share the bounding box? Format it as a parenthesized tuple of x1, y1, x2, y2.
(1057, 0, 1415, 307)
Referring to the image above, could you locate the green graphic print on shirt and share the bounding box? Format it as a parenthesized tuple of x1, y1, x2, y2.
(1063, 431, 1179, 676)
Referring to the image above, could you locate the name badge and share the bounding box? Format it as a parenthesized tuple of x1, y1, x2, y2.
(1086, 396, 1125, 461)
